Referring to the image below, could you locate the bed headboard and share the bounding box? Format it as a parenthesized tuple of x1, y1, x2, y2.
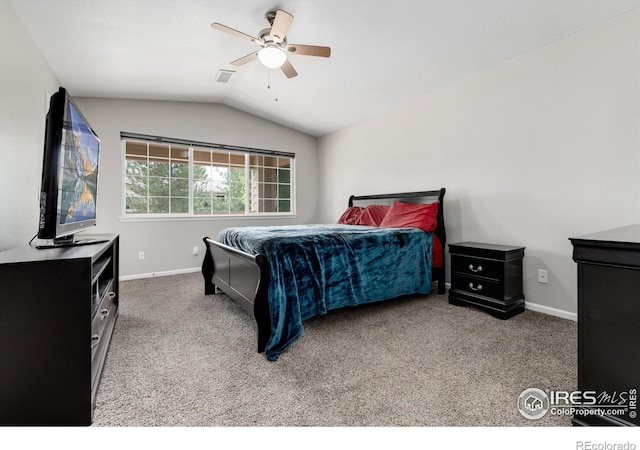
(348, 188, 446, 293)
(348, 188, 446, 246)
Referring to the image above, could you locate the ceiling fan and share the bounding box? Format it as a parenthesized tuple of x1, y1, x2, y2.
(211, 9, 331, 78)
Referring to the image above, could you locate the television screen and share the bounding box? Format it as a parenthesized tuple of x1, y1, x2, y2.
(58, 102, 99, 227)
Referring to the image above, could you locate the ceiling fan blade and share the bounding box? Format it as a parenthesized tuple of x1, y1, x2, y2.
(280, 59, 298, 78)
(269, 9, 294, 43)
(211, 23, 258, 43)
(230, 52, 258, 66)
(286, 44, 331, 58)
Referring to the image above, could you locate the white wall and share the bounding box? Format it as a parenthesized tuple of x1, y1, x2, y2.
(0, 0, 59, 251)
(73, 98, 319, 278)
(318, 10, 640, 317)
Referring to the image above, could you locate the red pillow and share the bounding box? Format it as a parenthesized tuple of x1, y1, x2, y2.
(379, 201, 438, 232)
(337, 206, 364, 224)
(355, 205, 390, 226)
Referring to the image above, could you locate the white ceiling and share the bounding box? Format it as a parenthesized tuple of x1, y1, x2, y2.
(9, 0, 640, 137)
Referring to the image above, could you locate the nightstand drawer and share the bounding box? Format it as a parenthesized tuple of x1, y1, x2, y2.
(451, 255, 503, 280)
(451, 273, 503, 300)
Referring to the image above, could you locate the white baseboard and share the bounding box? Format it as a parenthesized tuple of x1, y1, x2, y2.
(120, 267, 201, 281)
(525, 301, 577, 322)
(444, 282, 576, 322)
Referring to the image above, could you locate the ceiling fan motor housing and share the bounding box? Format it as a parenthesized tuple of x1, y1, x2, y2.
(258, 28, 287, 48)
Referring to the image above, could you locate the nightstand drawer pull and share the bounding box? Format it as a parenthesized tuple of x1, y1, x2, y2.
(468, 264, 483, 273)
(91, 334, 100, 349)
(468, 282, 483, 291)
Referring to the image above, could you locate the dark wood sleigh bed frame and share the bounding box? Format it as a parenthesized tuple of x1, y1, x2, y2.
(201, 188, 446, 353)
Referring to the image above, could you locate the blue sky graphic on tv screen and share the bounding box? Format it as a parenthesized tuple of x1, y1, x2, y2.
(58, 103, 99, 224)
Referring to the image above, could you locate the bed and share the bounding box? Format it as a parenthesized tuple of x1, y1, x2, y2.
(202, 188, 446, 360)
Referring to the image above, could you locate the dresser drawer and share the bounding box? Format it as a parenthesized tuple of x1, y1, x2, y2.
(91, 284, 117, 363)
(451, 255, 503, 280)
(91, 292, 117, 390)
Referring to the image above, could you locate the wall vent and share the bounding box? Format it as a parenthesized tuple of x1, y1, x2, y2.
(215, 69, 235, 83)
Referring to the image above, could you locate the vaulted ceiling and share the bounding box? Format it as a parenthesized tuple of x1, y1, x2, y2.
(10, 0, 640, 137)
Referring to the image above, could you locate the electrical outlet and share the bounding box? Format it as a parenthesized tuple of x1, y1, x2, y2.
(193, 246, 200, 256)
(138, 251, 145, 260)
(538, 269, 548, 284)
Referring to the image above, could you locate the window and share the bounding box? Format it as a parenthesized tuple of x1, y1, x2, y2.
(123, 134, 294, 216)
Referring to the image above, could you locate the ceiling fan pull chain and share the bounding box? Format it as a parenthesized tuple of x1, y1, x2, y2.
(266, 69, 278, 102)
(273, 70, 278, 102)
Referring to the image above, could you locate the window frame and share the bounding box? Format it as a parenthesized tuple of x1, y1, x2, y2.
(120, 133, 296, 220)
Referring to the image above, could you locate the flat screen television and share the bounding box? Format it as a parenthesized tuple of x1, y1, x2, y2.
(36, 87, 104, 249)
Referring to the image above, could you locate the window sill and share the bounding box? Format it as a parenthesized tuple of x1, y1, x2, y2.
(119, 214, 298, 223)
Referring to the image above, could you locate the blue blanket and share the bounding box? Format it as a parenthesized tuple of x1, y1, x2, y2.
(217, 224, 433, 360)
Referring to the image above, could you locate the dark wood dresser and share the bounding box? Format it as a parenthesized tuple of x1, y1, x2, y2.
(448, 242, 525, 319)
(570, 225, 640, 426)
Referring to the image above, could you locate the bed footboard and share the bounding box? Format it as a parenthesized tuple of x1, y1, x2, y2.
(202, 237, 271, 352)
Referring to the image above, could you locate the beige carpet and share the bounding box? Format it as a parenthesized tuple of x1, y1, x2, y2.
(92, 272, 576, 427)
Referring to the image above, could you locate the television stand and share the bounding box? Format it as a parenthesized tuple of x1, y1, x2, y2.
(36, 235, 109, 249)
(0, 234, 119, 425)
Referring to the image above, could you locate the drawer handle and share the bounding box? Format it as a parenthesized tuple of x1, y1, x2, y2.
(468, 264, 483, 273)
(100, 309, 109, 321)
(91, 334, 100, 349)
(108, 291, 116, 300)
(469, 282, 483, 291)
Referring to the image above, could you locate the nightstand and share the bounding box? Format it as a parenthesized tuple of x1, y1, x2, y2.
(448, 242, 525, 319)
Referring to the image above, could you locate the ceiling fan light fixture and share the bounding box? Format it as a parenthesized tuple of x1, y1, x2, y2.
(258, 45, 287, 68)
